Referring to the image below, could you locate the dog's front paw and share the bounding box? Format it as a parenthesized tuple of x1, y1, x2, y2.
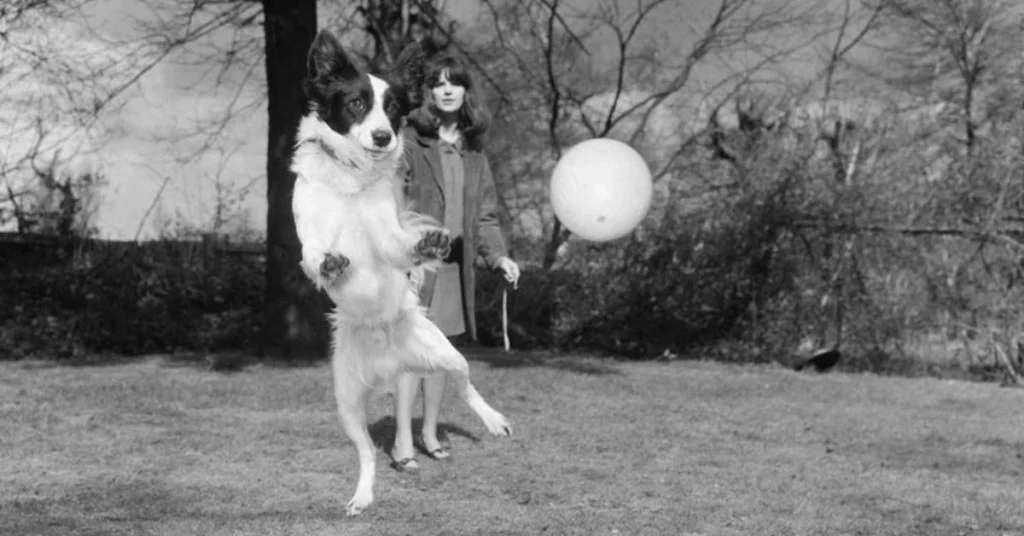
(320, 253, 350, 281)
(415, 229, 451, 261)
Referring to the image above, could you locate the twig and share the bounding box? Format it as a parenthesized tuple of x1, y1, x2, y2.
(502, 287, 510, 352)
(992, 336, 1022, 385)
(134, 175, 172, 242)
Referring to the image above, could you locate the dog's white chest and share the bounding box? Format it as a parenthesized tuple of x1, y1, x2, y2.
(293, 175, 413, 322)
(336, 186, 399, 264)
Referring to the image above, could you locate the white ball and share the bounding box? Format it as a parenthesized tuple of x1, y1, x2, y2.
(549, 138, 653, 242)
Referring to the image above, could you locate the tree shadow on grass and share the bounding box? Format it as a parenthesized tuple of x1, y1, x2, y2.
(157, 351, 326, 373)
(1, 475, 359, 536)
(39, 351, 279, 371)
(464, 347, 623, 376)
(178, 347, 624, 377)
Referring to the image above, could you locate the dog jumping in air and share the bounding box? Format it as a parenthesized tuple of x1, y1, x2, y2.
(290, 30, 512, 516)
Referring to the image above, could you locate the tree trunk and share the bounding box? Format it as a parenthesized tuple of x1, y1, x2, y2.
(262, 0, 329, 359)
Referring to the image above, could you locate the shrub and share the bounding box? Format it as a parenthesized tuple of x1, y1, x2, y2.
(0, 238, 264, 360)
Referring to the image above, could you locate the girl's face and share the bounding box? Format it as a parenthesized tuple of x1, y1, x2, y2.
(430, 69, 466, 114)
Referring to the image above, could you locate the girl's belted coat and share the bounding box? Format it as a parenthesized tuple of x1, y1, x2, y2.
(398, 126, 508, 341)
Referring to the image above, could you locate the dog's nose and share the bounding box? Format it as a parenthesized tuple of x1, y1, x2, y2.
(371, 130, 392, 148)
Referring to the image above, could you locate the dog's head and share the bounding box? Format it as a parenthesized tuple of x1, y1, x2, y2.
(304, 30, 425, 162)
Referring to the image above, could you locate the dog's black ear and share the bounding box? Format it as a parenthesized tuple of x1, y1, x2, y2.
(307, 29, 357, 82)
(393, 41, 427, 106)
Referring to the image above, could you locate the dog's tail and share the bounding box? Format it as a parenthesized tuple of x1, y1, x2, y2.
(402, 311, 513, 437)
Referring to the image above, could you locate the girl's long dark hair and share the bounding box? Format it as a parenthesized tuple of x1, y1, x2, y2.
(407, 53, 489, 152)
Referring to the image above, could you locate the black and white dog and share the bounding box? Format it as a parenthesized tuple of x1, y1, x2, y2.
(290, 30, 511, 516)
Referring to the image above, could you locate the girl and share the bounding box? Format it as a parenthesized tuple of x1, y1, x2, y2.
(391, 52, 519, 471)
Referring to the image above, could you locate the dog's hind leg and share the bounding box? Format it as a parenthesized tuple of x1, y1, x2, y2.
(335, 388, 376, 516)
(399, 312, 513, 438)
(330, 348, 377, 516)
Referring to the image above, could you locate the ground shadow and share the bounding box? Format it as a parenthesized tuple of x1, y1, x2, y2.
(45, 347, 623, 377)
(367, 416, 480, 454)
(43, 351, 283, 372)
(464, 347, 623, 376)
(156, 351, 327, 372)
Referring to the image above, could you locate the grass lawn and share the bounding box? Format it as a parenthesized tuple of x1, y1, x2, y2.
(1, 350, 1023, 536)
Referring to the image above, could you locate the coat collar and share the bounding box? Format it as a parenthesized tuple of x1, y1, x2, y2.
(406, 126, 445, 198)
(409, 126, 468, 154)
(409, 125, 438, 149)
(404, 126, 481, 202)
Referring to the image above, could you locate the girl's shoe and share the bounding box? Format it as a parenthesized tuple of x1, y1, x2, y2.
(424, 447, 451, 461)
(391, 456, 420, 473)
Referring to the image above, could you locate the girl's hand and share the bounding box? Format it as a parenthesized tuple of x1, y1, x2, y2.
(496, 256, 520, 288)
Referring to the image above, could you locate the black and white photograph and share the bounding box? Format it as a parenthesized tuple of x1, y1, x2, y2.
(2, 0, 1023, 534)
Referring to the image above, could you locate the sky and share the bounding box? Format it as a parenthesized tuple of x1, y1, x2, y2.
(1, 0, 868, 241)
(51, 0, 486, 240)
(79, 0, 269, 240)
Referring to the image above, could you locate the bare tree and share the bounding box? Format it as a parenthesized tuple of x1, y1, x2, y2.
(473, 0, 822, 268)
(259, 0, 324, 358)
(745, 0, 1024, 376)
(1, 0, 101, 231)
(0, 0, 262, 235)
(867, 0, 1023, 155)
(354, 0, 454, 70)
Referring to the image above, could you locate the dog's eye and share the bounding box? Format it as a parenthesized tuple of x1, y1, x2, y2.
(349, 98, 365, 111)
(385, 101, 400, 117)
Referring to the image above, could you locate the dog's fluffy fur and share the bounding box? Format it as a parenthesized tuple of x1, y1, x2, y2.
(290, 30, 511, 516)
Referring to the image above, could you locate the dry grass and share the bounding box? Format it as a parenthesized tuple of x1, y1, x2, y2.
(2, 350, 1023, 536)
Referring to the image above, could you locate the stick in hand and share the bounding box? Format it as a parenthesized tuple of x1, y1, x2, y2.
(501, 278, 518, 352)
